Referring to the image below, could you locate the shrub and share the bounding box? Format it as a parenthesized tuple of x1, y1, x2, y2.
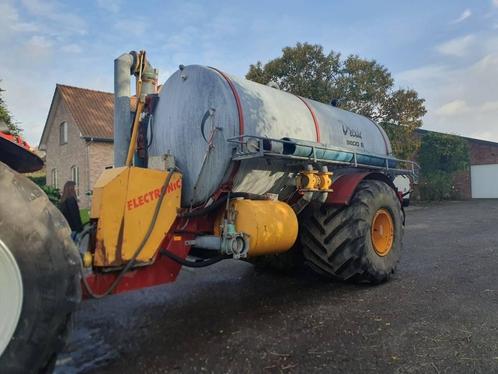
(417, 132, 469, 201)
(40, 185, 61, 205)
(419, 171, 454, 201)
(28, 176, 61, 205)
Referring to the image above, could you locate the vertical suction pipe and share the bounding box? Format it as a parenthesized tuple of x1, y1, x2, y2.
(114, 52, 136, 167)
(114, 51, 158, 167)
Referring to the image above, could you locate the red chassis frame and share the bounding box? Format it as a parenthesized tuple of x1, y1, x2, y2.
(82, 217, 212, 299)
(82, 171, 401, 298)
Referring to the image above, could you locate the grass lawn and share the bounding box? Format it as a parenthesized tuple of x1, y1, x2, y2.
(80, 209, 90, 225)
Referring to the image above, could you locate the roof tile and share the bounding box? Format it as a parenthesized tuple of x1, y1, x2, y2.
(57, 84, 114, 139)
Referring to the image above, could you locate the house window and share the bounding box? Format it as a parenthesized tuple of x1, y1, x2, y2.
(71, 165, 79, 187)
(59, 122, 68, 144)
(51, 168, 58, 188)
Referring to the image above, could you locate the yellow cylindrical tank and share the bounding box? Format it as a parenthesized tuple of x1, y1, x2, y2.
(216, 199, 298, 257)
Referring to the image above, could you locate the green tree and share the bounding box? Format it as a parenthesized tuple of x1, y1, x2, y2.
(247, 44, 340, 103)
(0, 83, 22, 135)
(246, 43, 426, 159)
(417, 132, 469, 200)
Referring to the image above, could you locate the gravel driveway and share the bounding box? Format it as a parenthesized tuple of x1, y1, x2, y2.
(56, 200, 498, 374)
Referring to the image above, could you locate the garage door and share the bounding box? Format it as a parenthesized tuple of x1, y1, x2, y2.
(471, 164, 498, 198)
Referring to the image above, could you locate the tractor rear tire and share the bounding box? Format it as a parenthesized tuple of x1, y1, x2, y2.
(0, 162, 81, 373)
(301, 179, 403, 283)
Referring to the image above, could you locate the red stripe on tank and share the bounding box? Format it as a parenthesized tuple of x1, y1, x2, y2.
(208, 67, 244, 202)
(209, 67, 245, 137)
(296, 96, 321, 143)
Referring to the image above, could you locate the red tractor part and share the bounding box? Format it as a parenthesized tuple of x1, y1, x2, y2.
(0, 131, 43, 173)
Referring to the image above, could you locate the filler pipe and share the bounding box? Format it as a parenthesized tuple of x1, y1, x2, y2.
(114, 52, 135, 167)
(114, 51, 157, 167)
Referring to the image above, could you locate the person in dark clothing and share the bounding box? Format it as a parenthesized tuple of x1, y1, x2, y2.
(59, 181, 83, 241)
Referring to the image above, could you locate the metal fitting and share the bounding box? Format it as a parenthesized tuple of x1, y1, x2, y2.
(220, 223, 249, 259)
(82, 251, 93, 268)
(318, 166, 333, 191)
(187, 223, 249, 259)
(296, 169, 321, 191)
(296, 165, 333, 192)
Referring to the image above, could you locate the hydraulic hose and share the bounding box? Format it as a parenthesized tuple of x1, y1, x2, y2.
(81, 167, 176, 299)
(76, 221, 95, 247)
(160, 248, 229, 268)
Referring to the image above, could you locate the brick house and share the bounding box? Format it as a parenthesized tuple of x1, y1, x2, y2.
(39, 85, 114, 208)
(416, 129, 498, 199)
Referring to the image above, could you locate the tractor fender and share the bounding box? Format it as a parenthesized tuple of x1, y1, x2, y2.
(326, 172, 397, 206)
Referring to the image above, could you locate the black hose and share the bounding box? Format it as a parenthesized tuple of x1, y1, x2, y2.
(146, 114, 154, 149)
(75, 222, 94, 248)
(200, 109, 212, 143)
(179, 192, 268, 218)
(160, 248, 229, 268)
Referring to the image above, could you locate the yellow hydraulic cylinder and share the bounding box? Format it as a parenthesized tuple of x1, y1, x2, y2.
(216, 199, 298, 257)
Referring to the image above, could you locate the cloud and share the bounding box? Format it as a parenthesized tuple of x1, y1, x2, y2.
(96, 0, 121, 13)
(436, 34, 475, 57)
(0, 1, 92, 144)
(25, 35, 52, 48)
(11, 21, 38, 33)
(481, 100, 498, 111)
(113, 17, 147, 37)
(61, 43, 83, 54)
(163, 26, 199, 50)
(435, 100, 470, 116)
(494, 0, 498, 7)
(396, 65, 448, 86)
(451, 9, 472, 24)
(20, 0, 55, 16)
(20, 0, 87, 37)
(0, 2, 37, 38)
(396, 53, 498, 142)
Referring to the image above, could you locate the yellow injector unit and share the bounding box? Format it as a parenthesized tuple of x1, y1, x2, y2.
(89, 166, 182, 267)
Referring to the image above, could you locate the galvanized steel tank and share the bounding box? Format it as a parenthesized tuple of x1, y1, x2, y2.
(148, 65, 392, 206)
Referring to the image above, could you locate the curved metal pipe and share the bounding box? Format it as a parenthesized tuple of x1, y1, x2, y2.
(114, 51, 158, 167)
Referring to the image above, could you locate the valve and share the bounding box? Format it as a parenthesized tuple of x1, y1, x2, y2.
(318, 166, 333, 191)
(296, 165, 333, 192)
(220, 222, 249, 259)
(186, 223, 249, 259)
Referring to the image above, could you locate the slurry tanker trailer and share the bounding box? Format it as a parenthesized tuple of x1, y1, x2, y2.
(0, 51, 417, 372)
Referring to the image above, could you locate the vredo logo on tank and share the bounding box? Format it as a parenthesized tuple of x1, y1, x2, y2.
(340, 120, 364, 148)
(127, 179, 181, 211)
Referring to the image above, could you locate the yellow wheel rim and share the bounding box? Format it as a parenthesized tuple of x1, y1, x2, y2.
(371, 208, 394, 256)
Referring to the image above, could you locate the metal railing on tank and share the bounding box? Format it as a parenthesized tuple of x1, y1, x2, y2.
(227, 135, 420, 182)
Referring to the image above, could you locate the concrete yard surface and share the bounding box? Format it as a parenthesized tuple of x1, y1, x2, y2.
(56, 200, 498, 373)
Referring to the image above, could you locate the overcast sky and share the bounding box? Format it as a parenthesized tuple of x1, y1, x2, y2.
(1, 0, 498, 145)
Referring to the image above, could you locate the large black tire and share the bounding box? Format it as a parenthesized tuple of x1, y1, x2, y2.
(0, 162, 81, 373)
(301, 179, 403, 283)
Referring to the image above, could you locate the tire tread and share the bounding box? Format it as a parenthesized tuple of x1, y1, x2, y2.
(301, 179, 403, 283)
